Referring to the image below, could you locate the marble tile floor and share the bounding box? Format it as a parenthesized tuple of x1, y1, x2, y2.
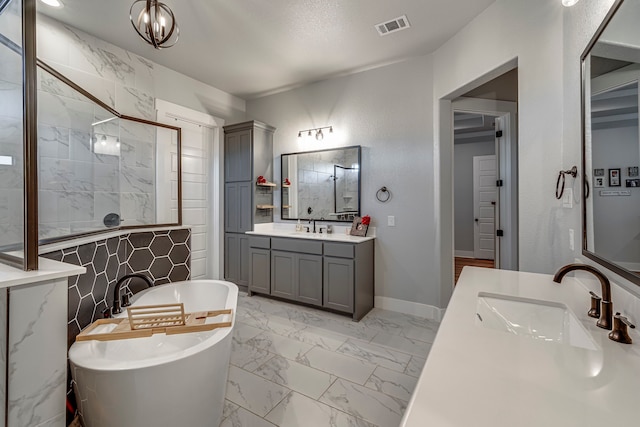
(220, 293, 440, 427)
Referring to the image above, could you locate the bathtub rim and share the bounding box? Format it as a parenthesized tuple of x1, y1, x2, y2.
(68, 279, 238, 371)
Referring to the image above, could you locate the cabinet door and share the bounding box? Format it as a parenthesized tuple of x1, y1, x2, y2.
(297, 254, 322, 306)
(225, 182, 253, 233)
(224, 129, 252, 182)
(238, 235, 250, 287)
(224, 233, 239, 283)
(238, 181, 253, 232)
(323, 257, 354, 313)
(224, 183, 238, 232)
(271, 250, 295, 299)
(249, 247, 271, 294)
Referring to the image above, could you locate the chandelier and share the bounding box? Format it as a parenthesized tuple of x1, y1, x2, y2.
(130, 0, 179, 49)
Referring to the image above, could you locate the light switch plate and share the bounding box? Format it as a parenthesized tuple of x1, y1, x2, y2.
(388, 215, 395, 226)
(562, 188, 573, 208)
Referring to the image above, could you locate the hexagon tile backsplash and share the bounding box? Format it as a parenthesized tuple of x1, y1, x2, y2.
(41, 228, 191, 348)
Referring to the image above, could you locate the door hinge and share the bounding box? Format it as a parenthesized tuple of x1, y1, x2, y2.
(496, 229, 504, 237)
(496, 179, 503, 187)
(496, 130, 503, 138)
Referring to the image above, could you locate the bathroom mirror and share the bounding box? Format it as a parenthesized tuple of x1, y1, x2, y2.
(582, 0, 640, 286)
(281, 146, 361, 222)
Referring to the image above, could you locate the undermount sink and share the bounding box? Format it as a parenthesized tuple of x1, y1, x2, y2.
(476, 292, 598, 351)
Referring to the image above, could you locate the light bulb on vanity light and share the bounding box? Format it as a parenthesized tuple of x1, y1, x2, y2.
(562, 0, 580, 6)
(316, 129, 324, 141)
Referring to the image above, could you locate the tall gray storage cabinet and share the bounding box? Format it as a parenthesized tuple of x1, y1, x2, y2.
(224, 120, 275, 290)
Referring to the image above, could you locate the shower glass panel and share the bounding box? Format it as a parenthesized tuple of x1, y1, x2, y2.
(37, 66, 180, 242)
(0, 0, 25, 263)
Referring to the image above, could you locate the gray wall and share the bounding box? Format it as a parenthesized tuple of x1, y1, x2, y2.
(246, 56, 436, 307)
(454, 140, 495, 253)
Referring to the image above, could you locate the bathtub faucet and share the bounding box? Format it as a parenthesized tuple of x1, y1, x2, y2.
(111, 273, 155, 315)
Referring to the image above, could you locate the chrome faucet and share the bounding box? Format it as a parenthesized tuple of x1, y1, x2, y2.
(553, 264, 612, 330)
(110, 273, 154, 315)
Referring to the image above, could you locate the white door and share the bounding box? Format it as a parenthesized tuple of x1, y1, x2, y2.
(473, 155, 497, 260)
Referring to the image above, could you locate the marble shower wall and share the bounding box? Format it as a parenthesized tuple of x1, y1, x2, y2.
(37, 54, 157, 241)
(35, 12, 175, 241)
(0, 0, 24, 248)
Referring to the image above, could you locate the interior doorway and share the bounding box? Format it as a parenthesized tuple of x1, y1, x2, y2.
(450, 68, 519, 284)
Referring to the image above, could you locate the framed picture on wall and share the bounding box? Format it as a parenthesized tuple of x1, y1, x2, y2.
(594, 177, 605, 188)
(628, 167, 639, 177)
(350, 216, 369, 237)
(609, 168, 621, 187)
(626, 179, 640, 188)
(594, 168, 605, 177)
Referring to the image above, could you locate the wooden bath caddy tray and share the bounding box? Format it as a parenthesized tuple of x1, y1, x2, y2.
(76, 303, 233, 342)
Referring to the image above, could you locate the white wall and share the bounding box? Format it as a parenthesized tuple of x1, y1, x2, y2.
(246, 56, 438, 308)
(592, 124, 640, 265)
(454, 140, 495, 254)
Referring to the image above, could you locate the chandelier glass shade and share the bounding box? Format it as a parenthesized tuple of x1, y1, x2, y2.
(130, 0, 179, 49)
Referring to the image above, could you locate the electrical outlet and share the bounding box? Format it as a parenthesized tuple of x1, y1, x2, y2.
(569, 229, 574, 251)
(388, 215, 395, 227)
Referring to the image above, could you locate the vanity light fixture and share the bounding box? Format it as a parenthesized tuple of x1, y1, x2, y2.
(39, 0, 63, 8)
(298, 126, 333, 141)
(562, 0, 580, 6)
(130, 0, 179, 49)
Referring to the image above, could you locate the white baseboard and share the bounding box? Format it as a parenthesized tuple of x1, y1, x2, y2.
(454, 250, 475, 258)
(374, 296, 445, 323)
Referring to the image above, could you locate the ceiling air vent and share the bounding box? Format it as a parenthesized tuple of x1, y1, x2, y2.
(375, 15, 410, 36)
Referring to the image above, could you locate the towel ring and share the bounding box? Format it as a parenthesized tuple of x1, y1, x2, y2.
(376, 186, 391, 203)
(556, 166, 578, 200)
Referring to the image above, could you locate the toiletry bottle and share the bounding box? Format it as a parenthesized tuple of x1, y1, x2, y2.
(296, 219, 301, 232)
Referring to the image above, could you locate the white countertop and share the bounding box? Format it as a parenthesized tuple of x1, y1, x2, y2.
(401, 267, 640, 427)
(0, 257, 85, 289)
(246, 222, 376, 243)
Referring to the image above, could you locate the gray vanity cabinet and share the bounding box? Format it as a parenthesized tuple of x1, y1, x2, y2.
(223, 121, 275, 291)
(248, 236, 374, 320)
(297, 254, 323, 306)
(323, 256, 354, 313)
(270, 238, 323, 306)
(249, 236, 271, 294)
(224, 233, 249, 287)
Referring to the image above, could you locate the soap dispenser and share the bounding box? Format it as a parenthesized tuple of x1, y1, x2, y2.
(296, 219, 302, 232)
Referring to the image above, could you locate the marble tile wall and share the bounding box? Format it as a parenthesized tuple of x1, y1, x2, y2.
(37, 65, 157, 241)
(0, 0, 24, 248)
(41, 228, 190, 425)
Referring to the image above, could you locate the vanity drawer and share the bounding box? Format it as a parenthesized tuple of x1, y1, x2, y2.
(272, 237, 323, 255)
(324, 242, 354, 259)
(249, 236, 271, 249)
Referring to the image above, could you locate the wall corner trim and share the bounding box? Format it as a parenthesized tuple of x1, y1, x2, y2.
(374, 296, 444, 323)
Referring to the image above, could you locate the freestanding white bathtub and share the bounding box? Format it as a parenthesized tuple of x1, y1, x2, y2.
(68, 280, 238, 427)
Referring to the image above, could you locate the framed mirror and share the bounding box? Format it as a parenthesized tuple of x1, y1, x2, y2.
(582, 0, 640, 286)
(281, 146, 361, 222)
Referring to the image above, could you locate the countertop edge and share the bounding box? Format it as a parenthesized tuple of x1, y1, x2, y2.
(0, 257, 86, 289)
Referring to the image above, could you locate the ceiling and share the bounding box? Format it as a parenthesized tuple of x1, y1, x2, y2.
(39, 0, 496, 99)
